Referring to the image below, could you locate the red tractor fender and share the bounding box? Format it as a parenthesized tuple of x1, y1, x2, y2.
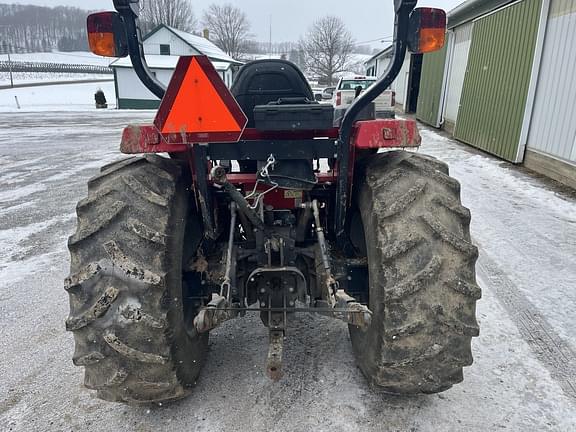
(351, 118, 421, 149)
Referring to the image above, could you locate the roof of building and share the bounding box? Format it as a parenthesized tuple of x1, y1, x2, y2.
(143, 24, 242, 64)
(110, 55, 233, 71)
(363, 0, 518, 66)
(364, 45, 394, 66)
(448, 0, 517, 29)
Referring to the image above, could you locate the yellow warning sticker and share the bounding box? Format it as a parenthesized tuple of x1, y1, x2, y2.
(284, 190, 303, 199)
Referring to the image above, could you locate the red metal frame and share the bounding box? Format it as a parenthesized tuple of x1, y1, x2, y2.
(120, 125, 187, 154)
(352, 119, 421, 149)
(119, 118, 421, 213)
(160, 127, 339, 146)
(222, 173, 337, 185)
(120, 119, 419, 155)
(214, 173, 338, 210)
(119, 125, 340, 154)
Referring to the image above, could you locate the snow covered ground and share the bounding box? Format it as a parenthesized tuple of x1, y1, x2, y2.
(0, 81, 116, 112)
(0, 51, 113, 86)
(0, 109, 575, 431)
(420, 129, 576, 351)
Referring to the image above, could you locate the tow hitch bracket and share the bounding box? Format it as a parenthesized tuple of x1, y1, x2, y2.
(193, 293, 236, 334)
(334, 290, 372, 329)
(267, 330, 284, 381)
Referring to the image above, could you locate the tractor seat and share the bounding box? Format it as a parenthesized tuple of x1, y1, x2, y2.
(231, 60, 314, 128)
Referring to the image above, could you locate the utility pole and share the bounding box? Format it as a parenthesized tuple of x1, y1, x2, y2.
(0, 25, 15, 87)
(7, 50, 13, 88)
(269, 14, 272, 59)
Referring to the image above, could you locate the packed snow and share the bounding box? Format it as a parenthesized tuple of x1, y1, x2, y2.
(0, 87, 575, 431)
(0, 81, 116, 112)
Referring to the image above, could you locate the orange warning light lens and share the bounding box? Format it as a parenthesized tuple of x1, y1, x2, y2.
(418, 27, 446, 53)
(88, 32, 116, 57)
(87, 12, 128, 58)
(407, 8, 447, 54)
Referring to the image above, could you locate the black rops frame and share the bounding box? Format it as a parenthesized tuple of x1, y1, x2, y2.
(113, 0, 166, 99)
(112, 0, 418, 249)
(335, 0, 417, 249)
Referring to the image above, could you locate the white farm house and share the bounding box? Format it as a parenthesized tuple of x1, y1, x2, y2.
(110, 25, 242, 109)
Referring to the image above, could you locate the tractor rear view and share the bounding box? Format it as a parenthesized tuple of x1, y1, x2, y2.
(66, 0, 480, 404)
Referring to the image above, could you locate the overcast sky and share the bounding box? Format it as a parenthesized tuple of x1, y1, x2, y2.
(6, 0, 464, 46)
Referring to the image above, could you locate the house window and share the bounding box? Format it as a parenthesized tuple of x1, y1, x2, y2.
(160, 44, 170, 55)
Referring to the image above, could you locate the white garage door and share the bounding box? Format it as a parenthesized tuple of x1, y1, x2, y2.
(526, 0, 576, 164)
(444, 22, 473, 126)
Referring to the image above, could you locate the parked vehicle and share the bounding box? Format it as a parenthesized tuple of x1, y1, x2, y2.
(311, 87, 324, 101)
(332, 76, 395, 119)
(322, 86, 335, 100)
(70, 0, 478, 405)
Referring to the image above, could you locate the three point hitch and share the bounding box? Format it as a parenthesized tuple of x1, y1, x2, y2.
(193, 170, 372, 380)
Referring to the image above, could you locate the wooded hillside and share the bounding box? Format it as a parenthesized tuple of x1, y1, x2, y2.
(0, 4, 88, 53)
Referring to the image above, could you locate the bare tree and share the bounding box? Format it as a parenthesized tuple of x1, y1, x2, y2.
(299, 16, 356, 85)
(0, 4, 88, 52)
(139, 0, 197, 33)
(202, 4, 251, 59)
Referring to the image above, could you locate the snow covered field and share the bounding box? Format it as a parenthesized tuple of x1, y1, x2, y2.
(0, 51, 112, 67)
(0, 106, 575, 431)
(0, 71, 112, 87)
(0, 81, 116, 112)
(0, 51, 112, 86)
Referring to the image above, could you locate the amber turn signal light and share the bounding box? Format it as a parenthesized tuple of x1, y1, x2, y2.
(87, 12, 128, 58)
(407, 8, 447, 54)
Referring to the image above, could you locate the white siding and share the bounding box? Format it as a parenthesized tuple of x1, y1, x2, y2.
(365, 58, 377, 76)
(113, 27, 236, 106)
(115, 65, 233, 103)
(376, 57, 391, 77)
(224, 68, 233, 87)
(116, 67, 175, 101)
(526, 0, 576, 163)
(143, 28, 200, 56)
(390, 53, 410, 110)
(444, 22, 473, 124)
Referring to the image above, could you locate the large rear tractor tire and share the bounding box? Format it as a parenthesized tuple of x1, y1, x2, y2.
(65, 155, 208, 404)
(349, 151, 481, 394)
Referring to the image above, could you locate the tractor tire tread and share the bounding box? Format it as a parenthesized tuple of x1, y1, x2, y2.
(380, 180, 427, 219)
(68, 200, 127, 247)
(66, 156, 207, 404)
(349, 151, 480, 395)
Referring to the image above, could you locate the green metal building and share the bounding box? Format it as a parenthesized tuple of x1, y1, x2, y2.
(416, 0, 576, 189)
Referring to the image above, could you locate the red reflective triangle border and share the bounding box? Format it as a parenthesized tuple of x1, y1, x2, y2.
(154, 55, 247, 143)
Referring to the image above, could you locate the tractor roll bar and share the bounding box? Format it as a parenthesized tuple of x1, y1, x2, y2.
(112, 0, 416, 122)
(113, 0, 420, 250)
(113, 0, 167, 99)
(339, 0, 417, 141)
(334, 0, 417, 248)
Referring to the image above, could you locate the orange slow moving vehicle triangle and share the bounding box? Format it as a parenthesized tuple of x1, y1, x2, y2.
(154, 56, 247, 143)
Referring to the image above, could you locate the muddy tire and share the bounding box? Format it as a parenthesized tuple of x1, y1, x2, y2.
(349, 151, 481, 394)
(65, 155, 208, 404)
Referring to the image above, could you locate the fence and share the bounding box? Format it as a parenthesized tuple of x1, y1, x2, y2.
(0, 61, 112, 74)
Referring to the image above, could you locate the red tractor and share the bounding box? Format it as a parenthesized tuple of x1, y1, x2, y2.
(66, 0, 480, 404)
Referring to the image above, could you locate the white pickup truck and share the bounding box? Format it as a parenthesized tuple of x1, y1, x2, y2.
(332, 76, 395, 119)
